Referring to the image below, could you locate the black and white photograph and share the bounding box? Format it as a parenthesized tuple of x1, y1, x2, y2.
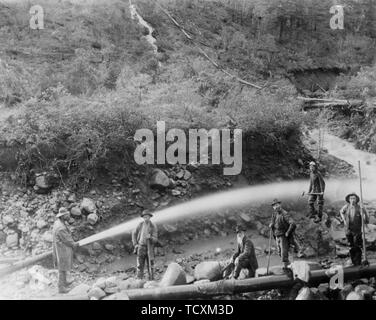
(0, 0, 375, 309)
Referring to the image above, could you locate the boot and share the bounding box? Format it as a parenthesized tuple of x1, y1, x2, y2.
(58, 286, 70, 294)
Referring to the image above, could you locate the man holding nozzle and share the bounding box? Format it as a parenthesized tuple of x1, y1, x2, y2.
(52, 207, 80, 294)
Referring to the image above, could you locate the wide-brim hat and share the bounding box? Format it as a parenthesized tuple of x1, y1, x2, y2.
(271, 199, 281, 206)
(345, 193, 360, 204)
(141, 210, 153, 218)
(309, 161, 317, 167)
(56, 207, 69, 218)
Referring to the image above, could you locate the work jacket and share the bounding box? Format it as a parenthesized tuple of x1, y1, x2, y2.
(52, 219, 75, 271)
(232, 235, 258, 271)
(271, 209, 296, 237)
(132, 221, 158, 260)
(340, 203, 369, 234)
(309, 171, 325, 194)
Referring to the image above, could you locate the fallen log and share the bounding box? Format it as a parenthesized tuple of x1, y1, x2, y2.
(0, 251, 52, 279)
(123, 264, 376, 300)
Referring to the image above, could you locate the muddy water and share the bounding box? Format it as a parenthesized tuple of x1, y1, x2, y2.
(129, 0, 160, 56)
(311, 129, 376, 181)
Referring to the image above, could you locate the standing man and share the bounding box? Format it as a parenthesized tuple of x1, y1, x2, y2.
(339, 193, 369, 266)
(231, 225, 258, 279)
(270, 199, 296, 272)
(52, 207, 79, 294)
(307, 161, 326, 223)
(132, 210, 158, 280)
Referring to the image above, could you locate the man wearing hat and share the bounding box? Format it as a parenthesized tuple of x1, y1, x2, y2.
(270, 199, 297, 271)
(339, 193, 369, 266)
(307, 161, 326, 223)
(132, 209, 158, 280)
(231, 224, 258, 279)
(52, 207, 79, 294)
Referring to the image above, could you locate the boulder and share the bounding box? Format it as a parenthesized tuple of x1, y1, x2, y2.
(340, 284, 354, 300)
(103, 292, 130, 300)
(2, 215, 14, 226)
(194, 261, 222, 281)
(118, 278, 146, 290)
(87, 213, 99, 225)
(143, 281, 159, 289)
(41, 231, 53, 243)
(303, 247, 316, 258)
(240, 213, 251, 223)
(150, 169, 170, 189)
(80, 198, 96, 214)
(88, 287, 106, 300)
(68, 194, 77, 203)
(34, 175, 51, 194)
(255, 268, 268, 277)
(68, 283, 91, 296)
(105, 244, 115, 251)
(336, 245, 349, 258)
(160, 263, 187, 287)
(355, 285, 375, 299)
(269, 265, 285, 276)
(70, 207, 82, 217)
(346, 291, 364, 300)
(186, 274, 195, 284)
(6, 232, 18, 248)
(104, 286, 118, 294)
(291, 261, 321, 282)
(36, 219, 48, 229)
(296, 287, 315, 300)
(105, 276, 118, 288)
(183, 170, 191, 180)
(93, 277, 107, 289)
(92, 242, 102, 251)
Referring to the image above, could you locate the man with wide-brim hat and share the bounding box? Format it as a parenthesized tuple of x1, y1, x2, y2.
(228, 224, 258, 279)
(269, 199, 300, 271)
(132, 209, 158, 280)
(339, 192, 369, 266)
(52, 207, 79, 294)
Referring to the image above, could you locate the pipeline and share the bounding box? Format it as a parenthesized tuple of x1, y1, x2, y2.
(0, 251, 52, 279)
(123, 264, 376, 300)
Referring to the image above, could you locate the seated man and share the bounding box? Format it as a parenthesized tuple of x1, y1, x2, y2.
(231, 225, 258, 279)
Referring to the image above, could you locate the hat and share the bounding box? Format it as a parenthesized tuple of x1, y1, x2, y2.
(235, 224, 246, 233)
(309, 161, 317, 167)
(141, 209, 153, 218)
(271, 199, 281, 206)
(345, 193, 360, 204)
(56, 207, 69, 218)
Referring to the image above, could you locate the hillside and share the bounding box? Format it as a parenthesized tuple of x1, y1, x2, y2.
(0, 0, 375, 300)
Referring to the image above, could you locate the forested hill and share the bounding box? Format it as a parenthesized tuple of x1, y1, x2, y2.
(0, 0, 374, 188)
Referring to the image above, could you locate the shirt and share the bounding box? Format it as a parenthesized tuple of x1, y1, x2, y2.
(139, 222, 151, 246)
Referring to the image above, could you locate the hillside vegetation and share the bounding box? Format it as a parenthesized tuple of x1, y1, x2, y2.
(0, 0, 374, 188)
